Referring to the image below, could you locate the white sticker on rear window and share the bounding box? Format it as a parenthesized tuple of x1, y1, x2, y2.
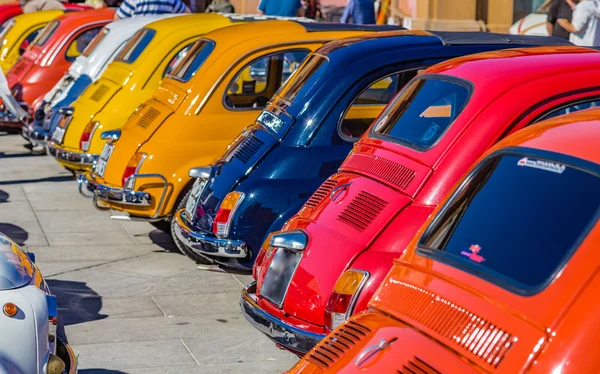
(517, 157, 565, 174)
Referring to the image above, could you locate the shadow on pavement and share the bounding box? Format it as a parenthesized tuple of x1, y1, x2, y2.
(46, 279, 108, 326)
(0, 175, 73, 186)
(0, 223, 28, 245)
(0, 190, 8, 203)
(0, 152, 46, 159)
(148, 229, 179, 253)
(79, 370, 128, 374)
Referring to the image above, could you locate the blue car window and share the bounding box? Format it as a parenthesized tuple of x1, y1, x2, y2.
(115, 28, 156, 64)
(65, 27, 102, 62)
(371, 77, 470, 151)
(167, 40, 214, 82)
(419, 154, 600, 294)
(340, 70, 419, 140)
(277, 54, 327, 104)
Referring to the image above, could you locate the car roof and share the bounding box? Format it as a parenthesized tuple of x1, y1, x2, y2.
(104, 14, 179, 33)
(53, 7, 114, 26)
(11, 9, 63, 26)
(424, 46, 600, 90)
(497, 108, 600, 166)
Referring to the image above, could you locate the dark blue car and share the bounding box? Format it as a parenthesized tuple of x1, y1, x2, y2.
(173, 30, 571, 271)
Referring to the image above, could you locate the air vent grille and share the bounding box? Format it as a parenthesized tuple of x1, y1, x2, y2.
(380, 280, 515, 368)
(337, 191, 388, 231)
(342, 153, 416, 190)
(307, 321, 371, 369)
(91, 84, 110, 102)
(137, 107, 160, 129)
(304, 179, 337, 209)
(232, 135, 263, 163)
(398, 356, 441, 374)
(10, 62, 27, 77)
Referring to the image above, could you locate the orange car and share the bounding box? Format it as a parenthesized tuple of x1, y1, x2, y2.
(290, 109, 600, 373)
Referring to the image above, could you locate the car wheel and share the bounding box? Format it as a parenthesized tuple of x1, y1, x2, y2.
(150, 219, 171, 232)
(170, 187, 212, 264)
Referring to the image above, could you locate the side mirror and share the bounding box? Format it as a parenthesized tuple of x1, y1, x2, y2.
(270, 230, 308, 251)
(188, 166, 211, 179)
(100, 129, 121, 142)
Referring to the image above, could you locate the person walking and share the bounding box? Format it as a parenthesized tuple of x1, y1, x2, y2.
(340, 0, 375, 24)
(547, 0, 576, 39)
(258, 0, 303, 17)
(205, 0, 234, 13)
(115, 0, 190, 19)
(558, 0, 600, 45)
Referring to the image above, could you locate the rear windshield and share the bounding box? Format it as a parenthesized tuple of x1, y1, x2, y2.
(419, 153, 600, 294)
(115, 28, 155, 64)
(82, 27, 109, 57)
(35, 20, 60, 47)
(276, 54, 328, 103)
(166, 39, 215, 82)
(371, 77, 470, 151)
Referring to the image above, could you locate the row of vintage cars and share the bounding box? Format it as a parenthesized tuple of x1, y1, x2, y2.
(1, 5, 599, 373)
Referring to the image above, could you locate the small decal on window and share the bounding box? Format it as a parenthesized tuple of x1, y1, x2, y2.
(460, 244, 485, 263)
(517, 157, 565, 174)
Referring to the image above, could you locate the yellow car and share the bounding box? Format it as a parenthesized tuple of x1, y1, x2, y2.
(0, 10, 64, 72)
(48, 13, 246, 172)
(79, 21, 386, 234)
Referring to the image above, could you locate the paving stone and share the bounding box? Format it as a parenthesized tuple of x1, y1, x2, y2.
(27, 191, 96, 211)
(98, 251, 196, 279)
(28, 244, 150, 262)
(0, 201, 37, 221)
(45, 231, 135, 246)
(74, 340, 197, 370)
(36, 261, 105, 277)
(36, 210, 127, 233)
(153, 293, 244, 317)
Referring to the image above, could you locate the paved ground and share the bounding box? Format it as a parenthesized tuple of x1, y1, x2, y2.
(0, 132, 297, 373)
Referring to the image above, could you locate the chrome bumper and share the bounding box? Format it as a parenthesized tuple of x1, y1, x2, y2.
(78, 172, 152, 207)
(241, 282, 325, 355)
(48, 143, 98, 166)
(22, 125, 51, 143)
(173, 210, 248, 258)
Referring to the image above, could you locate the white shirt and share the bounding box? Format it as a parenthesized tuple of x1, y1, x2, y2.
(570, 0, 600, 46)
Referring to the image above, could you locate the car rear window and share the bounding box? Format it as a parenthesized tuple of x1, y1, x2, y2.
(371, 77, 470, 151)
(276, 54, 328, 103)
(0, 19, 15, 42)
(166, 39, 214, 82)
(82, 27, 109, 57)
(35, 20, 60, 47)
(0, 235, 33, 290)
(419, 153, 600, 294)
(115, 28, 155, 64)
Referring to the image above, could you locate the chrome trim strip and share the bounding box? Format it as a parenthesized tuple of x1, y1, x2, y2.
(78, 172, 154, 208)
(241, 282, 325, 355)
(48, 143, 98, 165)
(173, 210, 248, 258)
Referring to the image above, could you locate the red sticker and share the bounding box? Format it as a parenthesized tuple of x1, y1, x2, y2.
(460, 244, 486, 263)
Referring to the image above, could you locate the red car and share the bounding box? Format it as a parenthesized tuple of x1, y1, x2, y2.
(289, 109, 600, 373)
(0, 3, 23, 26)
(243, 46, 600, 355)
(0, 8, 113, 129)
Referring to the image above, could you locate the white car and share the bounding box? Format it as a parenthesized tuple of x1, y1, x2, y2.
(22, 15, 179, 149)
(0, 233, 76, 374)
(509, 12, 549, 36)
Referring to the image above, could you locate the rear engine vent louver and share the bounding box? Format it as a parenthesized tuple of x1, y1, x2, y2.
(137, 107, 160, 129)
(337, 191, 388, 231)
(304, 179, 337, 209)
(232, 135, 263, 163)
(342, 153, 416, 190)
(307, 321, 371, 369)
(381, 280, 515, 368)
(91, 84, 110, 102)
(10, 63, 27, 77)
(398, 356, 441, 374)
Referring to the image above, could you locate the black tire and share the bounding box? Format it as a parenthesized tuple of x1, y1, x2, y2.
(150, 219, 171, 232)
(170, 187, 212, 264)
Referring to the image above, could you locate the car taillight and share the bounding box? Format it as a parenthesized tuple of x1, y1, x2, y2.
(252, 233, 273, 280)
(122, 152, 146, 188)
(324, 270, 368, 331)
(80, 121, 99, 151)
(212, 191, 244, 238)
